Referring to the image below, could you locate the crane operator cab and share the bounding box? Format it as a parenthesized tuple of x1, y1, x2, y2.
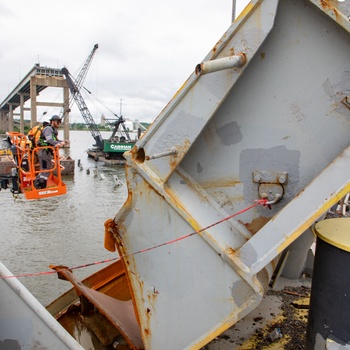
(6, 131, 67, 200)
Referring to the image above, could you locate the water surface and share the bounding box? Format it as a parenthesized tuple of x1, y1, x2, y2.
(0, 130, 127, 306)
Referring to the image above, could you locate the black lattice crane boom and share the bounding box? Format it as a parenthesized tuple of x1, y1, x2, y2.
(74, 44, 99, 91)
(62, 67, 104, 151)
(63, 43, 99, 120)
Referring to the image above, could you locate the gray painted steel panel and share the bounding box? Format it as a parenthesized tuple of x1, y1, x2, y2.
(110, 0, 350, 349)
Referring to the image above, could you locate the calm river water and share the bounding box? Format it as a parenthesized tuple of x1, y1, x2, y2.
(0, 130, 127, 306)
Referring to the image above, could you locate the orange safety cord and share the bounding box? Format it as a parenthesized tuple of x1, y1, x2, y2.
(6, 131, 67, 200)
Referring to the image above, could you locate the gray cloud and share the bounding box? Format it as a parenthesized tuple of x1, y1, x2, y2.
(0, 0, 249, 123)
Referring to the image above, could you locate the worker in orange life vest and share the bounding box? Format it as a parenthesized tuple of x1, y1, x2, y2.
(34, 115, 68, 189)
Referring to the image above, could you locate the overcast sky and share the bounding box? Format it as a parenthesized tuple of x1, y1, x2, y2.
(0, 0, 250, 124)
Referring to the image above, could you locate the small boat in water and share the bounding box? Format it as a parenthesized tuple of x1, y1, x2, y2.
(85, 120, 142, 164)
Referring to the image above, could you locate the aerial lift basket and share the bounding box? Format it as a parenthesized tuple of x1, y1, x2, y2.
(6, 132, 66, 200)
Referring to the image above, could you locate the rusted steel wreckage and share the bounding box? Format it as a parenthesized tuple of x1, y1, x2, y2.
(2, 1, 350, 349)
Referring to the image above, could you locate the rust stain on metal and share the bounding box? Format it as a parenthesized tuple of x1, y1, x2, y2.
(114, 224, 124, 241)
(52, 268, 143, 350)
(239, 52, 247, 66)
(147, 289, 159, 308)
(342, 96, 350, 109)
(320, 0, 341, 21)
(143, 287, 159, 341)
(104, 218, 119, 252)
(142, 304, 152, 348)
(211, 37, 224, 56)
(169, 139, 191, 171)
(242, 216, 271, 235)
(114, 236, 144, 339)
(320, 0, 336, 10)
(226, 247, 236, 255)
(142, 308, 152, 344)
(132, 147, 145, 163)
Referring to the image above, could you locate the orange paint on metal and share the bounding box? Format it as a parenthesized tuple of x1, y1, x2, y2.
(52, 263, 143, 349)
(104, 219, 118, 252)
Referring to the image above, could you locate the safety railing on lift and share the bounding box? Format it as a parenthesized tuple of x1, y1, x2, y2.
(6, 132, 67, 200)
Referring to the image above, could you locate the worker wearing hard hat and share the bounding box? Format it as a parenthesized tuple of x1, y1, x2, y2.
(34, 115, 68, 189)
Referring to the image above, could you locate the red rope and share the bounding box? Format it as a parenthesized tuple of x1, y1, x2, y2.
(129, 200, 266, 257)
(1, 199, 268, 279)
(0, 258, 119, 279)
